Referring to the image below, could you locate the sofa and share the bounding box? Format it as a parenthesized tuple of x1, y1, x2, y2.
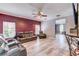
(15, 32, 37, 43)
(38, 31, 47, 39)
(0, 35, 27, 56)
(0, 45, 27, 56)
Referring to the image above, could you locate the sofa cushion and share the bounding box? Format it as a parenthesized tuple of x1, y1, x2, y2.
(18, 35, 23, 38)
(6, 47, 20, 56)
(0, 41, 3, 46)
(7, 41, 18, 48)
(5, 38, 14, 43)
(0, 35, 7, 43)
(24, 33, 30, 37)
(0, 48, 6, 55)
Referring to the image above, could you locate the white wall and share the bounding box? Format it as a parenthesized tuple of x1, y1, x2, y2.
(78, 15, 79, 36)
(41, 20, 55, 38)
(65, 16, 75, 34)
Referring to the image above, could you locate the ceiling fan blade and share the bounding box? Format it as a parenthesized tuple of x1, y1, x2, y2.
(32, 13, 37, 15)
(41, 15, 47, 17)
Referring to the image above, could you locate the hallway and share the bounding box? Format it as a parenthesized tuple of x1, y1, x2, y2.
(22, 34, 69, 56)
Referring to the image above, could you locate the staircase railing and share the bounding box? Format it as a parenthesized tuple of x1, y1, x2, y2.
(65, 33, 79, 56)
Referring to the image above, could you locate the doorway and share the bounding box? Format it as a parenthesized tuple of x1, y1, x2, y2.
(55, 19, 66, 34)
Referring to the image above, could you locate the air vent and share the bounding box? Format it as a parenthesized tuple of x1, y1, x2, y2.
(56, 15, 60, 17)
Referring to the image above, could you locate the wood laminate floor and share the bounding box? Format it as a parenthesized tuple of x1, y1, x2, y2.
(22, 34, 69, 56)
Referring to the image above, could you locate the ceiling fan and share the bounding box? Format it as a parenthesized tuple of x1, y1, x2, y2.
(32, 7, 47, 18)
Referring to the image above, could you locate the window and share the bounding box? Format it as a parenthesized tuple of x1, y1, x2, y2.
(3, 22, 16, 38)
(35, 25, 40, 35)
(60, 24, 64, 33)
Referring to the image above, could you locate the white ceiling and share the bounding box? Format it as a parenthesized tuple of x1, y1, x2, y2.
(0, 3, 73, 21)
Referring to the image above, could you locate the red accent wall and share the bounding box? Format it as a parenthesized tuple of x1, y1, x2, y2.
(0, 13, 41, 34)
